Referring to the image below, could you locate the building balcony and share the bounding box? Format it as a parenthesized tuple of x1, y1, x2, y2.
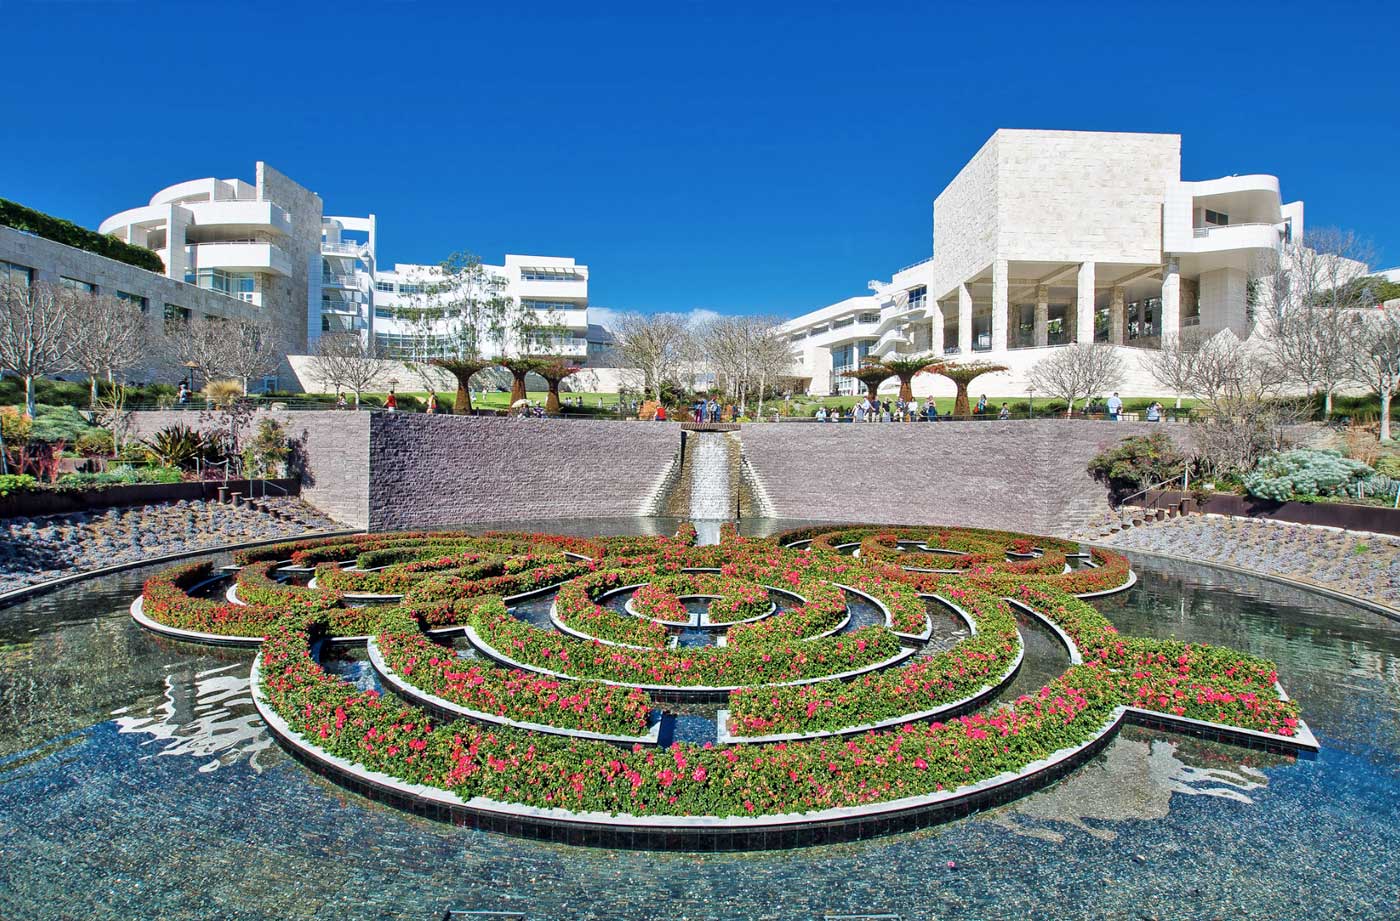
(322, 240, 364, 257)
(322, 271, 360, 288)
(187, 242, 292, 276)
(516, 277, 588, 301)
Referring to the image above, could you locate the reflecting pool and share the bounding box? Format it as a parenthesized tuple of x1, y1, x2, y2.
(1, 520, 1398, 919)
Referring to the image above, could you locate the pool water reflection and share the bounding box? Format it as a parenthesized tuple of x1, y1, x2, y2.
(1, 519, 1398, 920)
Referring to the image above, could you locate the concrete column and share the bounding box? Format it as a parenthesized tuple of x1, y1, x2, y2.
(1076, 261, 1096, 344)
(930, 302, 944, 356)
(957, 283, 972, 354)
(991, 259, 1009, 353)
(1109, 286, 1126, 344)
(1161, 258, 1180, 341)
(1034, 285, 1049, 347)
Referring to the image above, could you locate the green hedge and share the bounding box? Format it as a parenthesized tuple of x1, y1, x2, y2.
(0, 198, 165, 274)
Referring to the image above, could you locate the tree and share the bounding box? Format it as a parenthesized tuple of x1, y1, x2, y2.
(312, 332, 381, 408)
(534, 357, 580, 412)
(700, 315, 792, 416)
(499, 356, 547, 405)
(0, 280, 75, 416)
(841, 361, 891, 404)
(165, 313, 231, 391)
(611, 312, 692, 403)
(1027, 343, 1125, 416)
(67, 291, 144, 406)
(432, 357, 493, 413)
(219, 314, 279, 394)
(922, 359, 1009, 417)
(1258, 228, 1374, 415)
(872, 354, 934, 402)
(1352, 303, 1400, 443)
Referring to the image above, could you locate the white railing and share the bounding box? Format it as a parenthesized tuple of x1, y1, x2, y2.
(896, 255, 934, 273)
(1192, 222, 1280, 238)
(321, 241, 363, 256)
(322, 272, 358, 287)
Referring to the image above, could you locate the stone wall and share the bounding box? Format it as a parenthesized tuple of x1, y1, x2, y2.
(739, 420, 1181, 536)
(366, 415, 680, 530)
(130, 410, 371, 528)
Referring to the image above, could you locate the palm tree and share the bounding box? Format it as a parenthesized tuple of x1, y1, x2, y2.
(533, 357, 580, 412)
(922, 359, 1009, 417)
(431, 357, 494, 413)
(841, 362, 892, 403)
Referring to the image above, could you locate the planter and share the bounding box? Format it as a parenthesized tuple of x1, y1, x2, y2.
(1142, 489, 1400, 537)
(0, 477, 299, 519)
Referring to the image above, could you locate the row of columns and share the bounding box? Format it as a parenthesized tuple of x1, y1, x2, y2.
(928, 257, 1182, 355)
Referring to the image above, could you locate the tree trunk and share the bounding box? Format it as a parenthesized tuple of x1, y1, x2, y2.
(865, 382, 879, 404)
(1382, 389, 1393, 443)
(898, 375, 914, 402)
(90, 374, 99, 408)
(545, 381, 561, 413)
(454, 380, 473, 414)
(25, 375, 36, 418)
(1323, 387, 1334, 417)
(510, 370, 528, 404)
(953, 383, 970, 418)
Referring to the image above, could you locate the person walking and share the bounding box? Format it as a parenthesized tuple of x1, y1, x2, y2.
(1107, 391, 1123, 422)
(177, 381, 190, 405)
(426, 392, 437, 414)
(708, 398, 719, 423)
(385, 389, 397, 412)
(655, 403, 667, 422)
(975, 394, 988, 416)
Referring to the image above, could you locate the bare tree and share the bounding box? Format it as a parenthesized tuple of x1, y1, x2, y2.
(68, 291, 145, 405)
(700, 315, 791, 416)
(165, 314, 231, 390)
(219, 314, 280, 394)
(1027, 343, 1125, 416)
(612, 312, 692, 402)
(1258, 228, 1373, 414)
(1352, 302, 1400, 442)
(312, 332, 381, 408)
(0, 280, 75, 416)
(1149, 329, 1303, 475)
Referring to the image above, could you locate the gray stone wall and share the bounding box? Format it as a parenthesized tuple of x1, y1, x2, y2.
(739, 420, 1182, 536)
(256, 163, 323, 372)
(130, 410, 370, 528)
(367, 415, 681, 530)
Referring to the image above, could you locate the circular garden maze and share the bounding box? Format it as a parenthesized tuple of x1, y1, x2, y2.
(131, 523, 1317, 849)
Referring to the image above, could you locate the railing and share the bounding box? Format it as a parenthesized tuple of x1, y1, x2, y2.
(1182, 315, 1201, 327)
(1192, 222, 1280, 238)
(322, 272, 359, 287)
(1115, 468, 1191, 529)
(896, 255, 934, 273)
(321, 241, 363, 256)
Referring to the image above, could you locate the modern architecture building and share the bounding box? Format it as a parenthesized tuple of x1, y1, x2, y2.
(370, 255, 591, 362)
(783, 129, 1323, 396)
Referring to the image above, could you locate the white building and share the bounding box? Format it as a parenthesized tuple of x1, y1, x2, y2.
(370, 255, 591, 362)
(783, 129, 1320, 396)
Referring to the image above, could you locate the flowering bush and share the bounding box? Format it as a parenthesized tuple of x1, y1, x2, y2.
(631, 572, 772, 624)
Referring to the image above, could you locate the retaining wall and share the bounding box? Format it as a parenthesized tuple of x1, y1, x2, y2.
(739, 420, 1180, 536)
(366, 414, 680, 530)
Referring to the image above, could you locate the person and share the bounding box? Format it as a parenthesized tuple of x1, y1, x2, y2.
(708, 398, 719, 423)
(335, 391, 347, 410)
(426, 392, 437, 414)
(385, 389, 398, 412)
(908, 398, 919, 422)
(694, 400, 704, 423)
(177, 381, 190, 405)
(998, 402, 1011, 420)
(926, 401, 939, 422)
(881, 401, 892, 423)
(975, 394, 988, 415)
(815, 406, 827, 422)
(1107, 391, 1123, 421)
(1146, 401, 1162, 423)
(853, 401, 866, 423)
(656, 403, 667, 422)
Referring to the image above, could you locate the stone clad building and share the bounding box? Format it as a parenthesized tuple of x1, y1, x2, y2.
(784, 128, 1316, 397)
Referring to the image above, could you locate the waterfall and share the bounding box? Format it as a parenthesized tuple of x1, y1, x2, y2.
(688, 433, 730, 544)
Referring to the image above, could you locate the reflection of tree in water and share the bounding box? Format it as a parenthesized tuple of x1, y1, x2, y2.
(113, 661, 274, 773)
(987, 730, 1285, 843)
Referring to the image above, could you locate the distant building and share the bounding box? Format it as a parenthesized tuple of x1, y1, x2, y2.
(783, 129, 1333, 396)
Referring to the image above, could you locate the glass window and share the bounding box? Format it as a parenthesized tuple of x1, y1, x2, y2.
(115, 291, 148, 312)
(1, 261, 33, 286)
(374, 306, 392, 319)
(519, 267, 584, 282)
(521, 299, 585, 311)
(61, 276, 95, 292)
(375, 281, 395, 292)
(163, 304, 191, 332)
(398, 283, 422, 295)
(1204, 209, 1229, 226)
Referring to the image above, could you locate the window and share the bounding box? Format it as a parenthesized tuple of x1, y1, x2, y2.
(907, 285, 927, 309)
(397, 283, 422, 295)
(375, 280, 395, 292)
(163, 303, 191, 332)
(1204, 209, 1229, 226)
(521, 299, 585, 312)
(519, 267, 584, 282)
(374, 306, 392, 319)
(858, 312, 880, 324)
(115, 290, 148, 313)
(61, 276, 95, 292)
(1, 261, 33, 286)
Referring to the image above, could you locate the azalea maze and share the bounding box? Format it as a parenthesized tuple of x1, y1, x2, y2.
(130, 524, 1318, 849)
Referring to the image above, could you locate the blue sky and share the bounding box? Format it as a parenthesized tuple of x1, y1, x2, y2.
(2, 1, 1397, 317)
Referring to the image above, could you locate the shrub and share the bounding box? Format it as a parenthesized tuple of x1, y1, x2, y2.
(0, 407, 31, 444)
(1243, 448, 1378, 501)
(27, 404, 96, 443)
(142, 424, 205, 469)
(242, 418, 290, 478)
(75, 429, 114, 457)
(0, 473, 38, 496)
(0, 198, 166, 273)
(1087, 433, 1187, 500)
(1374, 455, 1400, 480)
(203, 379, 244, 407)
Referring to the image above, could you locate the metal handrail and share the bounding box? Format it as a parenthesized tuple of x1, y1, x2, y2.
(1192, 222, 1281, 237)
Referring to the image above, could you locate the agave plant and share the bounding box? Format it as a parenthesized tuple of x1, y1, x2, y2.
(142, 424, 205, 469)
